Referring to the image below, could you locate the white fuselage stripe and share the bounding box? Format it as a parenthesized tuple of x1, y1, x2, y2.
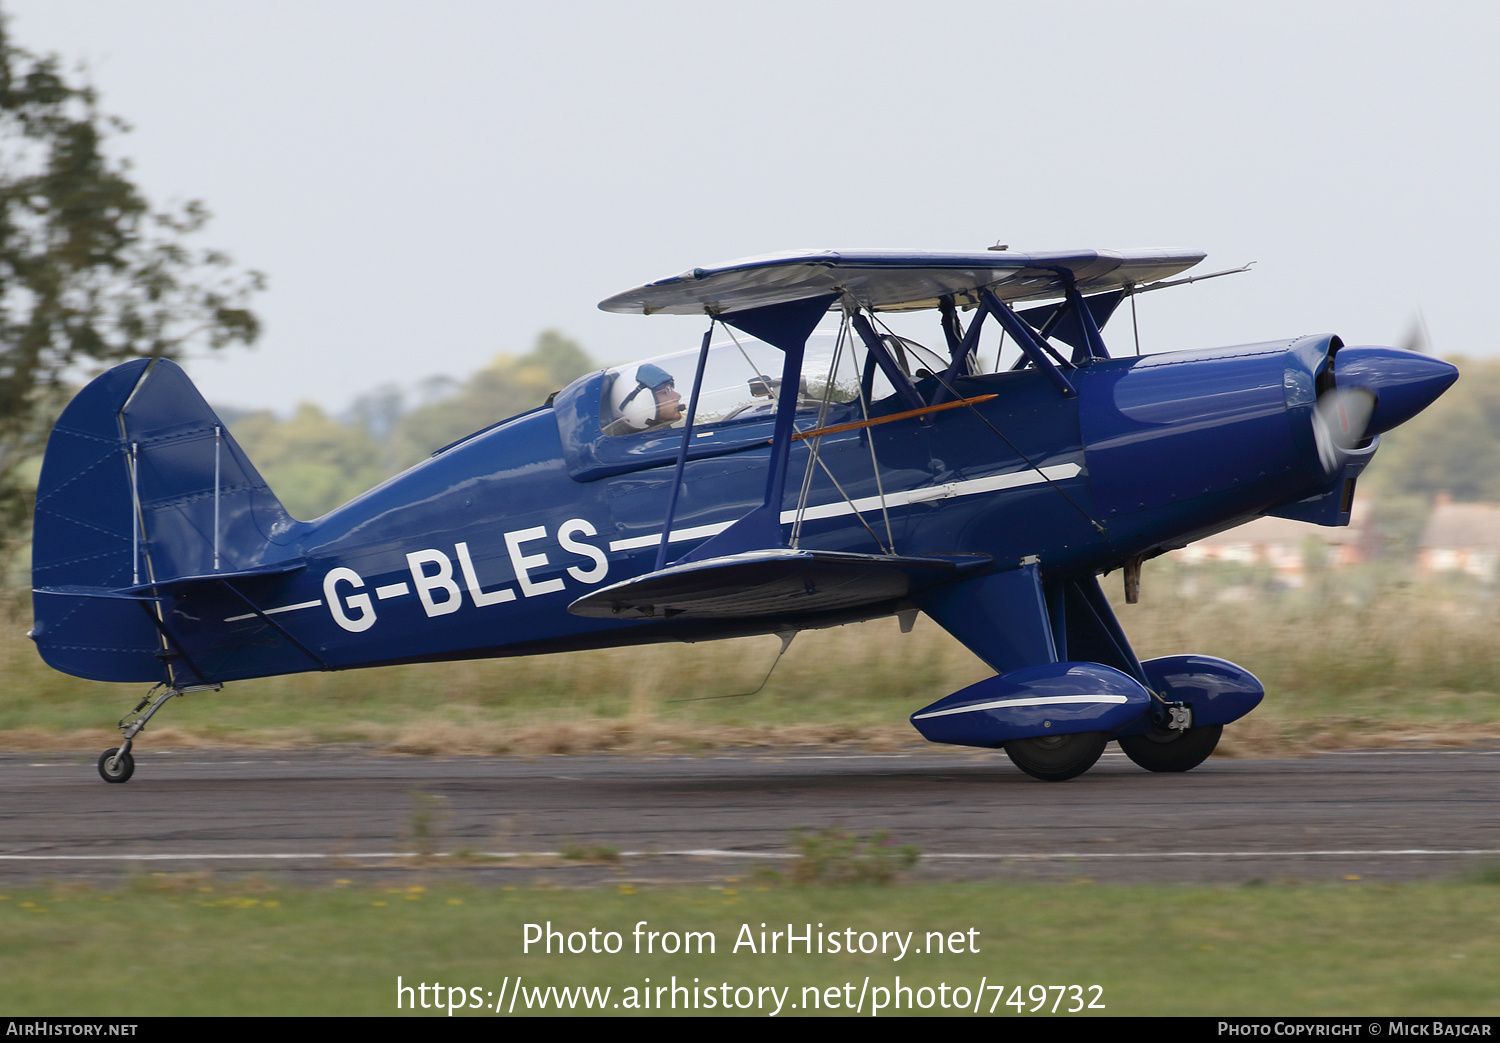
(224, 599, 323, 623)
(609, 520, 733, 552)
(225, 462, 1084, 618)
(607, 462, 1081, 552)
(912, 693, 1130, 720)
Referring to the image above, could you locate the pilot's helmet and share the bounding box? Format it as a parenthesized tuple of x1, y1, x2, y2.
(609, 362, 675, 431)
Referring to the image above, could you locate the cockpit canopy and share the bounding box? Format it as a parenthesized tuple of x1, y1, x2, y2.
(558, 328, 957, 481)
(598, 331, 950, 435)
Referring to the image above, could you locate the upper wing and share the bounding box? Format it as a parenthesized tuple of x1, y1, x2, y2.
(599, 248, 1205, 316)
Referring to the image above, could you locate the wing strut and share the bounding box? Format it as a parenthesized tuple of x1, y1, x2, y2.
(931, 296, 990, 406)
(849, 312, 926, 413)
(788, 310, 895, 555)
(673, 293, 839, 565)
(861, 307, 1107, 536)
(979, 288, 1077, 398)
(655, 321, 717, 572)
(1060, 273, 1110, 364)
(1015, 289, 1125, 362)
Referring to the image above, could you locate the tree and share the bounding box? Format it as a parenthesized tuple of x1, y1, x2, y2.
(224, 403, 387, 521)
(1362, 356, 1500, 503)
(0, 16, 263, 548)
(210, 330, 597, 522)
(392, 330, 594, 466)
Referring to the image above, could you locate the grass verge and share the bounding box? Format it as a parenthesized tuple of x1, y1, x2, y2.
(3, 875, 1498, 1016)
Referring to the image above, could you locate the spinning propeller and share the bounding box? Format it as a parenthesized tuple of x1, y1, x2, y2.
(1313, 385, 1376, 472)
(1313, 315, 1455, 473)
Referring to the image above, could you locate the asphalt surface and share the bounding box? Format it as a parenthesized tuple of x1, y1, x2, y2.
(3, 745, 1498, 886)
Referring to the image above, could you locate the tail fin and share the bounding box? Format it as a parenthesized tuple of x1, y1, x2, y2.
(31, 358, 300, 683)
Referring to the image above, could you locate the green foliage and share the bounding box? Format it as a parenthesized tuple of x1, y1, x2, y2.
(222, 402, 388, 520)
(389, 329, 594, 466)
(4, 881, 1499, 1015)
(780, 828, 921, 886)
(217, 330, 596, 519)
(0, 17, 263, 547)
(406, 790, 444, 858)
(1361, 356, 1500, 503)
(559, 841, 621, 862)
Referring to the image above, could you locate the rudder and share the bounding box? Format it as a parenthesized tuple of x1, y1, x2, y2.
(31, 358, 299, 682)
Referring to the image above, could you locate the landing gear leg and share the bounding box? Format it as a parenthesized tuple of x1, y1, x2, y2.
(97, 682, 220, 783)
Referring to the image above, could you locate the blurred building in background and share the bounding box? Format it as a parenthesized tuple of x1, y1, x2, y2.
(1417, 494, 1500, 582)
(1172, 501, 1374, 588)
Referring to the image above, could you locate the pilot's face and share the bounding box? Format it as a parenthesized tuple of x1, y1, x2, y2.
(653, 384, 683, 424)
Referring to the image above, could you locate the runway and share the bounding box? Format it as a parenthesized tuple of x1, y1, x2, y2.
(3, 746, 1498, 886)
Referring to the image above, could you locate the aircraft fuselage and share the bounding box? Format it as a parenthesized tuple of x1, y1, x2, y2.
(150, 333, 1395, 684)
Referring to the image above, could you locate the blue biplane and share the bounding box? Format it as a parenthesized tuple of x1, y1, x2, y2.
(30, 248, 1457, 782)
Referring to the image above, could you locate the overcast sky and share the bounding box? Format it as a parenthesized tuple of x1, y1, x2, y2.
(7, 1, 1498, 414)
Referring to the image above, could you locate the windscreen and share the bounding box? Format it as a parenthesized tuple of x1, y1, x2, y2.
(599, 329, 940, 437)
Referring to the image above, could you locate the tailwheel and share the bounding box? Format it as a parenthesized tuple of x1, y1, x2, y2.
(1118, 723, 1223, 773)
(1003, 731, 1107, 781)
(96, 681, 219, 784)
(98, 747, 135, 784)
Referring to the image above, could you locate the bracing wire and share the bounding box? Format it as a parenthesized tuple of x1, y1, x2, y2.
(848, 305, 897, 552)
(866, 310, 1107, 535)
(789, 318, 847, 548)
(670, 631, 797, 702)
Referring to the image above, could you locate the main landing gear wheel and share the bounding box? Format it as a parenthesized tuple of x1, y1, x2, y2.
(97, 747, 135, 784)
(1003, 731, 1108, 781)
(1118, 723, 1223, 773)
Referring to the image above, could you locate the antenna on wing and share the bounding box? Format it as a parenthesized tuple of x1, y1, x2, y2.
(1121, 261, 1255, 356)
(670, 631, 798, 702)
(1128, 261, 1255, 296)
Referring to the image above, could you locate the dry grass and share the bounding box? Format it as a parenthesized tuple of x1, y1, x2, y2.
(5, 566, 1500, 758)
(382, 718, 926, 756)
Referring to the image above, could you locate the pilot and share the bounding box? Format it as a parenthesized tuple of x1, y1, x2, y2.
(605, 362, 685, 434)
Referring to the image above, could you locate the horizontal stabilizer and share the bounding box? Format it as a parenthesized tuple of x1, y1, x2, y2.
(34, 558, 306, 603)
(32, 585, 167, 603)
(116, 558, 307, 596)
(568, 548, 990, 620)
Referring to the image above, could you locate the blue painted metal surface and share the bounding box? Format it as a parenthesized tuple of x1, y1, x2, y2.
(909, 662, 1153, 747)
(1131, 654, 1264, 732)
(1017, 290, 1125, 356)
(676, 294, 837, 564)
(912, 564, 1056, 675)
(980, 288, 1077, 398)
(656, 326, 715, 572)
(1330, 344, 1464, 436)
(28, 247, 1460, 782)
